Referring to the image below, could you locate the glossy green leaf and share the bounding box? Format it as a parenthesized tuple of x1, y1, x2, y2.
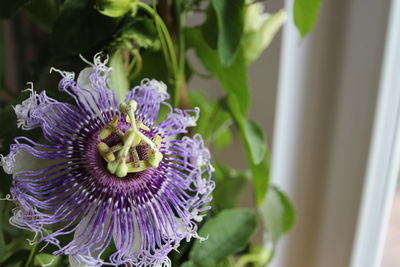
(186, 28, 249, 115)
(109, 49, 130, 101)
(52, 0, 118, 57)
(0, 0, 30, 19)
(190, 209, 257, 266)
(241, 119, 267, 165)
(260, 186, 295, 244)
(211, 0, 245, 65)
(212, 165, 248, 210)
(294, 0, 322, 37)
(250, 155, 270, 206)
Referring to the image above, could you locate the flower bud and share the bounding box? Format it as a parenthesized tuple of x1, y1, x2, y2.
(95, 0, 136, 18)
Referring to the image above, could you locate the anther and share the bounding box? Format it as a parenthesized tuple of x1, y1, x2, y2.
(98, 100, 165, 178)
(98, 116, 119, 139)
(97, 142, 116, 162)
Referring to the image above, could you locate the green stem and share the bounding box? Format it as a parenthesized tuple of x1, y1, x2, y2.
(124, 42, 143, 80)
(0, 21, 4, 89)
(24, 239, 38, 267)
(173, 0, 186, 108)
(136, 1, 181, 107)
(130, 49, 143, 79)
(235, 254, 260, 267)
(137, 2, 178, 75)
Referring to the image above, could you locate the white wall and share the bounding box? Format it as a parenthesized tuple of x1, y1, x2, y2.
(271, 0, 391, 267)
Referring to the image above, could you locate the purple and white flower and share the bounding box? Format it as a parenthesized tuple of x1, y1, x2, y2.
(0, 55, 214, 267)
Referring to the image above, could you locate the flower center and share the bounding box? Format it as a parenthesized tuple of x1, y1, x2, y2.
(96, 100, 163, 178)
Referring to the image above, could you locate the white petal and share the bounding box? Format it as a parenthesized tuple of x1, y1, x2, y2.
(69, 255, 101, 267)
(77, 67, 95, 91)
(0, 146, 50, 174)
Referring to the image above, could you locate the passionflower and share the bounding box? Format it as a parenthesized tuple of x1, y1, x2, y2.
(0, 54, 214, 267)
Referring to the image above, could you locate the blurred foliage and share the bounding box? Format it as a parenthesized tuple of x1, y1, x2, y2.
(0, 0, 321, 266)
(294, 0, 322, 37)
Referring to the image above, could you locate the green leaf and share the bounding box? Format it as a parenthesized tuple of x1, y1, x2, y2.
(186, 28, 249, 115)
(260, 186, 295, 244)
(0, 0, 30, 19)
(95, 0, 134, 18)
(206, 101, 232, 147)
(243, 8, 286, 64)
(201, 5, 218, 50)
(188, 90, 213, 137)
(250, 155, 270, 207)
(131, 49, 169, 86)
(294, 0, 322, 37)
(225, 95, 270, 205)
(213, 127, 232, 151)
(52, 0, 118, 57)
(1, 250, 30, 267)
(212, 165, 248, 210)
(181, 261, 199, 267)
(0, 197, 6, 260)
(188, 92, 233, 148)
(26, 0, 58, 32)
(34, 253, 61, 267)
(216, 259, 233, 267)
(0, 21, 4, 90)
(109, 49, 130, 101)
(190, 209, 257, 266)
(117, 17, 160, 49)
(241, 119, 267, 165)
(211, 0, 245, 66)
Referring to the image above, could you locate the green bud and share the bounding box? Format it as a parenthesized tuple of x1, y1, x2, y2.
(243, 2, 286, 64)
(95, 0, 137, 18)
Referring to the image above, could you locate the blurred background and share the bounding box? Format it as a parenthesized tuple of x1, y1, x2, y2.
(1, 0, 400, 266)
(196, 0, 400, 266)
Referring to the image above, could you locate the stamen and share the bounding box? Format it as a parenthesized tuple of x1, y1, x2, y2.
(97, 142, 116, 162)
(126, 160, 148, 172)
(98, 116, 119, 139)
(97, 100, 164, 178)
(129, 147, 140, 166)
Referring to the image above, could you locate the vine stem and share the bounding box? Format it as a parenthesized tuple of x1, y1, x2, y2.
(24, 238, 38, 267)
(173, 0, 189, 109)
(136, 1, 180, 105)
(137, 2, 178, 74)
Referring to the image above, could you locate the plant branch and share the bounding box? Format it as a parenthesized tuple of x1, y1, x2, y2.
(137, 1, 178, 77)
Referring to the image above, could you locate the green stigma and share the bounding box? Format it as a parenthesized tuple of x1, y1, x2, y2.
(96, 100, 163, 178)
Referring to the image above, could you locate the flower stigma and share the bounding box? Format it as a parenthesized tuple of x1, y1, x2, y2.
(97, 100, 163, 178)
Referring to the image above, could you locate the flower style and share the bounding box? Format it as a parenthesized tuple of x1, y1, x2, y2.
(0, 55, 215, 267)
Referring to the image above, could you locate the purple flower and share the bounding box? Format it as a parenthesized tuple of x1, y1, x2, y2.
(0, 55, 215, 267)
